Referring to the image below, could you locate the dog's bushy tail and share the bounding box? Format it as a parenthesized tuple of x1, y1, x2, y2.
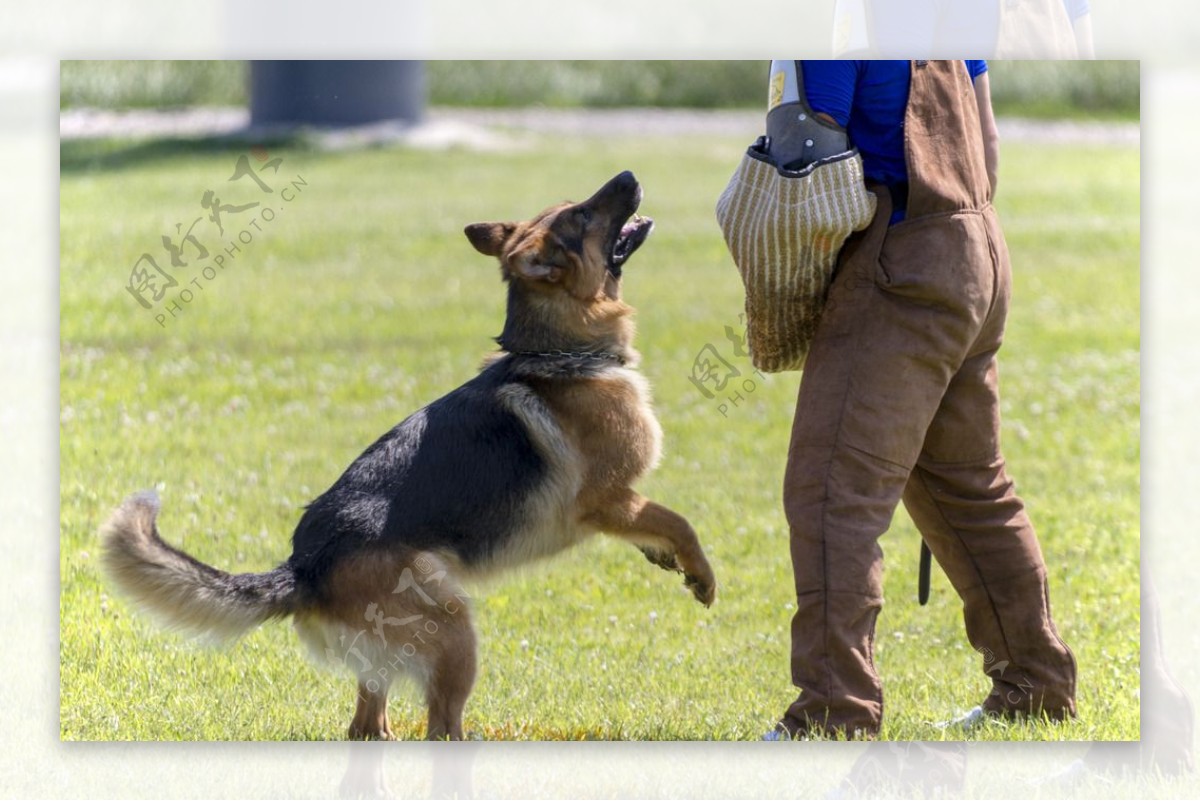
(100, 490, 298, 644)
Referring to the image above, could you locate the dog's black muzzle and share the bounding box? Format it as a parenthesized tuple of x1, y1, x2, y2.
(580, 171, 654, 277)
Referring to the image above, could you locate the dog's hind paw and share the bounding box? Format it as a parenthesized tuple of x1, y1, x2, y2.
(348, 723, 396, 741)
(639, 546, 681, 573)
(684, 573, 717, 608)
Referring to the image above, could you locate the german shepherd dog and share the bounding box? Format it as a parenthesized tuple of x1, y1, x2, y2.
(102, 171, 717, 741)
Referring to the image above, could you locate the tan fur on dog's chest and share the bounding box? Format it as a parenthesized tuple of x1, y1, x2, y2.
(536, 368, 663, 508)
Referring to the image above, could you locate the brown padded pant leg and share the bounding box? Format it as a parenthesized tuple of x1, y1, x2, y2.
(899, 275, 1075, 720)
(903, 458, 1077, 719)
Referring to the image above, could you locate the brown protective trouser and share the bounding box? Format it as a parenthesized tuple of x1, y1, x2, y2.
(780, 61, 1076, 737)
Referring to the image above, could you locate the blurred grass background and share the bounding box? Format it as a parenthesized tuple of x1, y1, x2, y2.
(59, 60, 1141, 119)
(60, 130, 1139, 742)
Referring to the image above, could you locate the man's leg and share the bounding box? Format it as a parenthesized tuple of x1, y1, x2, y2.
(900, 217, 1077, 719)
(903, 447, 1077, 718)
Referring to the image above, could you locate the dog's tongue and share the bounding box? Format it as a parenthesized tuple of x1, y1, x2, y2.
(620, 215, 647, 238)
(613, 214, 653, 266)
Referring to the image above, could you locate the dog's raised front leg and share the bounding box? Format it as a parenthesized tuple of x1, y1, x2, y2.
(585, 490, 716, 607)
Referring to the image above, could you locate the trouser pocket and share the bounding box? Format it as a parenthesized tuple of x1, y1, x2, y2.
(875, 210, 995, 322)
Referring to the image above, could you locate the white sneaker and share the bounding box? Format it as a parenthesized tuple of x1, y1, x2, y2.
(935, 705, 987, 730)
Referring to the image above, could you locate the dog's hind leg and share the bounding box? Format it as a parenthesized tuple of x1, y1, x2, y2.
(586, 490, 717, 607)
(423, 604, 477, 741)
(314, 548, 479, 739)
(349, 678, 395, 741)
(294, 611, 399, 740)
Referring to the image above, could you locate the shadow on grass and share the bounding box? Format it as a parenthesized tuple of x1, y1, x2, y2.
(60, 131, 310, 174)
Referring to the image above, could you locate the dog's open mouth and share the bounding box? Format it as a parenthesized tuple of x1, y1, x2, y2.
(611, 214, 654, 268)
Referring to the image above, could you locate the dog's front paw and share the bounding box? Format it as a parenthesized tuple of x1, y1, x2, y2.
(684, 572, 717, 608)
(639, 546, 681, 573)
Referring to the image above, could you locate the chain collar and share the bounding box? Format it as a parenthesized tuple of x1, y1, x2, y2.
(498, 340, 626, 366)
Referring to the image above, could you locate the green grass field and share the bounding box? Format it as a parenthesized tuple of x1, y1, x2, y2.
(59, 125, 1139, 742)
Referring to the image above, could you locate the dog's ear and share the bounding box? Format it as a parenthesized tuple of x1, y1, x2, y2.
(464, 222, 516, 257)
(508, 252, 562, 283)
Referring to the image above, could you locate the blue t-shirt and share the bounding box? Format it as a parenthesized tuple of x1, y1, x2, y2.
(802, 60, 988, 191)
